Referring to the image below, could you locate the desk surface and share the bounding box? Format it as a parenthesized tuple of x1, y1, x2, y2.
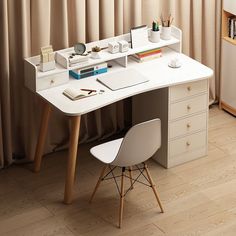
(38, 49, 213, 116)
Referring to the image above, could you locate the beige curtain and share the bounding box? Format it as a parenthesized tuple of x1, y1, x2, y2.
(0, 0, 221, 168)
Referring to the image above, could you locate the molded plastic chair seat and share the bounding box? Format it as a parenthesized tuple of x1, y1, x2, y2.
(90, 138, 123, 164)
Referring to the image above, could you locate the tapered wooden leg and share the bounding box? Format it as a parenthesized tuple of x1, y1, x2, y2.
(129, 166, 134, 189)
(34, 102, 51, 173)
(119, 167, 125, 228)
(144, 164, 164, 213)
(89, 165, 108, 203)
(64, 116, 81, 204)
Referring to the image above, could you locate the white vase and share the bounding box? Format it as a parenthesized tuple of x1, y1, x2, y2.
(91, 51, 101, 59)
(150, 30, 160, 43)
(161, 27, 172, 40)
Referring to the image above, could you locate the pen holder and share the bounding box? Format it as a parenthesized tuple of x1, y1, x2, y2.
(161, 27, 172, 40)
(150, 30, 160, 43)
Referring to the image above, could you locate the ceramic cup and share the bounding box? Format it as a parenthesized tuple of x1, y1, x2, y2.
(150, 30, 160, 43)
(169, 57, 182, 68)
(161, 27, 172, 40)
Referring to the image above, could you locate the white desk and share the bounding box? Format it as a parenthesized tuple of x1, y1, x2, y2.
(33, 48, 213, 204)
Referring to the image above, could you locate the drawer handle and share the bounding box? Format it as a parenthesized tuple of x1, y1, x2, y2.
(187, 86, 191, 91)
(187, 105, 191, 110)
(187, 123, 191, 128)
(186, 141, 191, 147)
(50, 79, 55, 84)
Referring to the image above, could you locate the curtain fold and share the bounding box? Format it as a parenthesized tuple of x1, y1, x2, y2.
(0, 0, 221, 168)
(0, 0, 12, 167)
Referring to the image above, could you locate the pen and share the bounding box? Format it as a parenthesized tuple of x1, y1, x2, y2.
(81, 89, 97, 92)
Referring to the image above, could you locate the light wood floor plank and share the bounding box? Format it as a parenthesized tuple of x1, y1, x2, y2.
(1, 105, 236, 235)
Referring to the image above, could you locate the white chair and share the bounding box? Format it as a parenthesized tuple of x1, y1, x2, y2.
(89, 118, 164, 228)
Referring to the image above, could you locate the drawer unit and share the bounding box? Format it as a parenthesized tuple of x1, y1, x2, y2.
(169, 131, 207, 158)
(24, 55, 69, 92)
(169, 112, 207, 139)
(170, 80, 207, 102)
(169, 94, 207, 120)
(36, 71, 69, 91)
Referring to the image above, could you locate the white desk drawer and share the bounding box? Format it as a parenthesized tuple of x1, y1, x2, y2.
(170, 80, 207, 102)
(169, 112, 207, 139)
(169, 94, 207, 120)
(36, 71, 69, 91)
(169, 131, 206, 158)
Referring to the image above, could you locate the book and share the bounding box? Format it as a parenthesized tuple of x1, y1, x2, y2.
(133, 49, 162, 59)
(137, 47, 161, 54)
(137, 50, 162, 58)
(68, 54, 90, 66)
(63, 87, 97, 100)
(137, 48, 162, 57)
(130, 52, 162, 63)
(227, 17, 236, 39)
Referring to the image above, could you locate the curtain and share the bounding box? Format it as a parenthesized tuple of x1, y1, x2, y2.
(0, 0, 221, 168)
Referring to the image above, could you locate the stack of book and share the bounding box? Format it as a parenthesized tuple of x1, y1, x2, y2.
(227, 17, 236, 39)
(131, 48, 162, 63)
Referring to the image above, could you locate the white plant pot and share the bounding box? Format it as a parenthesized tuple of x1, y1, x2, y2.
(91, 51, 101, 59)
(150, 30, 160, 43)
(161, 27, 172, 40)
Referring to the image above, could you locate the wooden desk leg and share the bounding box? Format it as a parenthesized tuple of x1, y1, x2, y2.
(34, 102, 51, 173)
(64, 115, 81, 204)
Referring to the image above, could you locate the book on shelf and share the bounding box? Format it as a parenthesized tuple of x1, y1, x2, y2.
(68, 54, 90, 66)
(136, 48, 162, 58)
(227, 17, 236, 40)
(130, 52, 162, 63)
(130, 48, 162, 63)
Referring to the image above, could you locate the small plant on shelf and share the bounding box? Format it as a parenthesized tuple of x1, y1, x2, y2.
(150, 20, 160, 43)
(91, 46, 101, 52)
(91, 46, 101, 59)
(152, 21, 160, 31)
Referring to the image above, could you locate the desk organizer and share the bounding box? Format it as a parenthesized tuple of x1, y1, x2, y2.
(24, 26, 182, 92)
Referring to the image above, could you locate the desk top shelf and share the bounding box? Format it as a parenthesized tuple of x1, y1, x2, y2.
(24, 26, 182, 92)
(57, 35, 181, 70)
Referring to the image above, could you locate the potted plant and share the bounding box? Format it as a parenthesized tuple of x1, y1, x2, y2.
(91, 46, 101, 59)
(150, 21, 160, 43)
(160, 14, 173, 40)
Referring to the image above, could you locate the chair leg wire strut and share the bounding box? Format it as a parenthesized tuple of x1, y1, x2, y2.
(89, 162, 164, 228)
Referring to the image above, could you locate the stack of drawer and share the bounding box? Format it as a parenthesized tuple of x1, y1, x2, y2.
(168, 79, 208, 167)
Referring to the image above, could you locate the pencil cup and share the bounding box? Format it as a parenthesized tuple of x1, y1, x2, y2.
(161, 27, 172, 40)
(150, 30, 160, 43)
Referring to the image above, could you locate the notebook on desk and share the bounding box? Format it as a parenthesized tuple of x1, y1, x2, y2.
(97, 68, 149, 91)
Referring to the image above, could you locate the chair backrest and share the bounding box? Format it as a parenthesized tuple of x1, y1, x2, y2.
(111, 118, 161, 167)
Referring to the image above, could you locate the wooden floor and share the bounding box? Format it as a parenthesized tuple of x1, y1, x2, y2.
(1, 105, 236, 236)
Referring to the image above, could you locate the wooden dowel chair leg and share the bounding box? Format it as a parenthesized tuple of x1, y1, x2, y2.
(144, 164, 164, 213)
(129, 166, 134, 189)
(89, 165, 108, 203)
(119, 167, 125, 228)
